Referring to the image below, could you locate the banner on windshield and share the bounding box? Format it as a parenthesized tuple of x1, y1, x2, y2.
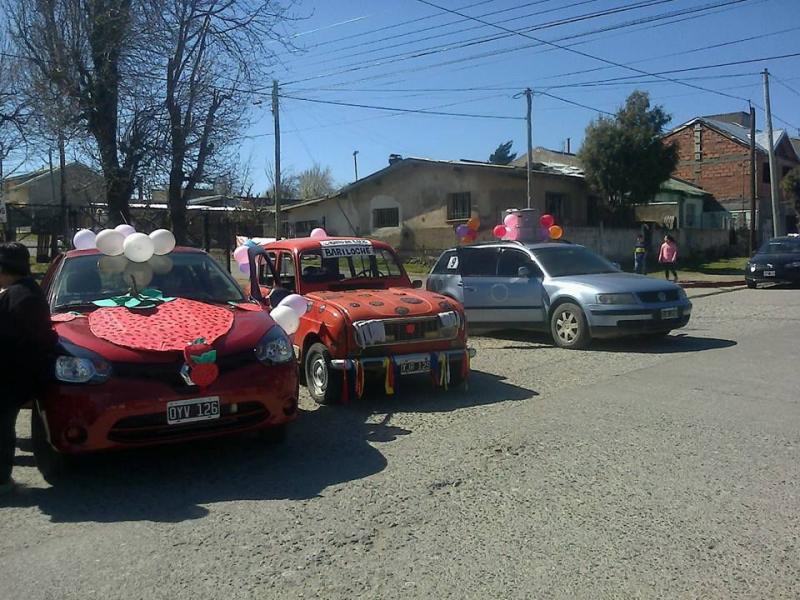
(319, 239, 374, 259)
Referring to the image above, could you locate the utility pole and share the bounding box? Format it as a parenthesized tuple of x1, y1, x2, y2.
(749, 105, 757, 253)
(58, 131, 67, 242)
(353, 150, 359, 181)
(525, 88, 533, 209)
(763, 69, 782, 237)
(272, 79, 282, 240)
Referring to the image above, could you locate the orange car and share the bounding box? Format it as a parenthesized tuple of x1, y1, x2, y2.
(247, 237, 474, 404)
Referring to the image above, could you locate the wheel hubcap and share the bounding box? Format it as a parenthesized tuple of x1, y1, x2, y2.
(310, 356, 328, 393)
(556, 310, 579, 342)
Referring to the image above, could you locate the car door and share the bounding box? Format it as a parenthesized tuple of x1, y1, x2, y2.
(457, 247, 502, 324)
(496, 248, 546, 324)
(426, 250, 461, 297)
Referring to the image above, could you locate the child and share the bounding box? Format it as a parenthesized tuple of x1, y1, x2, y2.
(633, 234, 647, 275)
(658, 234, 679, 282)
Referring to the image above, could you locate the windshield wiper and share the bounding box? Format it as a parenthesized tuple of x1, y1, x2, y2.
(52, 301, 100, 312)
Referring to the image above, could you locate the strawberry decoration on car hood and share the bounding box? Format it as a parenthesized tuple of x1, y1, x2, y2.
(182, 338, 219, 388)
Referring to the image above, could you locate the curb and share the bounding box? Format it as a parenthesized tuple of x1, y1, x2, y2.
(679, 280, 745, 289)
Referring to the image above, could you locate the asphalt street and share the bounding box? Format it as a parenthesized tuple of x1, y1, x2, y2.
(1, 286, 798, 599)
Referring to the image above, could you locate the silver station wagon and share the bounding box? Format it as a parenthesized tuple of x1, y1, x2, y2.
(426, 241, 692, 349)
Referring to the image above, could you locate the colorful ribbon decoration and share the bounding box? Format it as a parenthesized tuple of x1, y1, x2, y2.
(430, 352, 440, 387)
(341, 362, 351, 404)
(383, 357, 395, 395)
(354, 360, 365, 399)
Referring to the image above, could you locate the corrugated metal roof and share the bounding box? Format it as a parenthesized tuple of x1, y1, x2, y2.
(671, 117, 794, 158)
(661, 177, 709, 197)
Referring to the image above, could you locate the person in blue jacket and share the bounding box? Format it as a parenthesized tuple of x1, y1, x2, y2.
(633, 234, 647, 275)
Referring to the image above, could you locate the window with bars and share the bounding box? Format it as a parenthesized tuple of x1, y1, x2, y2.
(372, 207, 399, 228)
(447, 192, 472, 220)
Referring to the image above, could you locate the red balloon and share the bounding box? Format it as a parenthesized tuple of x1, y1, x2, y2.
(463, 229, 477, 242)
(493, 225, 507, 238)
(540, 214, 555, 228)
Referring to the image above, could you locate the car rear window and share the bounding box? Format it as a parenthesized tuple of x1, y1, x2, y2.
(432, 250, 459, 274)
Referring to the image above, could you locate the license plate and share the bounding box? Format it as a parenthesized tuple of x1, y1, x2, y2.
(397, 356, 431, 375)
(166, 396, 220, 424)
(661, 307, 679, 319)
(764, 270, 776, 277)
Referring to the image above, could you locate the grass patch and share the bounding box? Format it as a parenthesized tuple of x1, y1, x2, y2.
(681, 256, 748, 275)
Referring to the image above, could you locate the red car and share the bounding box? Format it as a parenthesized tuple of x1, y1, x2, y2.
(35, 247, 298, 483)
(247, 237, 474, 405)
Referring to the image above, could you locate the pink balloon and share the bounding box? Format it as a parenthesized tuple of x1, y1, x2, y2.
(505, 228, 519, 241)
(540, 214, 555, 228)
(504, 213, 520, 228)
(492, 225, 507, 238)
(233, 245, 249, 265)
(310, 228, 327, 239)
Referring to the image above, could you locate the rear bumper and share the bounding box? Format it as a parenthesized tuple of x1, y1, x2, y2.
(40, 361, 299, 455)
(330, 347, 476, 371)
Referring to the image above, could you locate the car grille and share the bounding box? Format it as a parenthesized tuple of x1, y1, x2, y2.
(383, 317, 442, 343)
(107, 401, 268, 443)
(637, 290, 679, 303)
(111, 351, 259, 388)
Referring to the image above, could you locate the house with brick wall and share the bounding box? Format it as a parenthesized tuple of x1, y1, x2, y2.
(662, 112, 800, 234)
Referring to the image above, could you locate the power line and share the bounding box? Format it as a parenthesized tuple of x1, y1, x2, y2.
(535, 91, 614, 116)
(413, 0, 758, 104)
(772, 75, 800, 100)
(277, 94, 524, 121)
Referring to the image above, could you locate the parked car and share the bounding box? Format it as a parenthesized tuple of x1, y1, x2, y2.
(248, 237, 474, 404)
(745, 234, 800, 288)
(426, 241, 692, 349)
(37, 247, 299, 483)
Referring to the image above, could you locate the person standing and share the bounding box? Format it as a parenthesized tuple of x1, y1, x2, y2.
(0, 242, 56, 494)
(658, 234, 679, 282)
(633, 234, 647, 275)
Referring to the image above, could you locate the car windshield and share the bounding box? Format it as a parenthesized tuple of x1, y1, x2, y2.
(299, 247, 403, 284)
(531, 246, 618, 277)
(757, 238, 800, 255)
(51, 252, 245, 310)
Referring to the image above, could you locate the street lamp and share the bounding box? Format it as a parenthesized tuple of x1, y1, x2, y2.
(353, 150, 359, 182)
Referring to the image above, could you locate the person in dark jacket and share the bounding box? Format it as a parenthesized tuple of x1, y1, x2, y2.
(0, 242, 56, 493)
(633, 234, 647, 275)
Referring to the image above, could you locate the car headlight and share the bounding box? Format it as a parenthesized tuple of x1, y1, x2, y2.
(54, 339, 112, 384)
(750, 263, 767, 271)
(596, 293, 636, 305)
(786, 261, 800, 268)
(255, 326, 294, 365)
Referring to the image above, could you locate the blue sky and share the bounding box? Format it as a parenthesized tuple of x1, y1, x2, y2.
(241, 0, 800, 195)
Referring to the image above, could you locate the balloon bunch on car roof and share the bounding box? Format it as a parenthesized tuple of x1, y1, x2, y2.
(72, 225, 176, 261)
(491, 209, 563, 243)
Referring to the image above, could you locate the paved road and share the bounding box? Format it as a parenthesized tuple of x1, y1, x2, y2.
(1, 287, 798, 599)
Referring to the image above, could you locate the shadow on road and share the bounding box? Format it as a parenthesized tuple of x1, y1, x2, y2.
(589, 333, 737, 354)
(3, 371, 536, 524)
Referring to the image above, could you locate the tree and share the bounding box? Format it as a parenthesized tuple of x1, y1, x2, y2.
(489, 140, 517, 165)
(0, 37, 31, 180)
(297, 163, 335, 199)
(265, 161, 299, 200)
(149, 0, 295, 243)
(8, 0, 162, 225)
(579, 91, 678, 212)
(781, 166, 800, 231)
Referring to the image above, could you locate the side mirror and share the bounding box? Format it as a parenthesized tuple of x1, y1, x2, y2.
(517, 266, 531, 278)
(411, 279, 423, 289)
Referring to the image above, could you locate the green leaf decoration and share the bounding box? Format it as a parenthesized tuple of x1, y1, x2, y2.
(193, 350, 217, 364)
(92, 288, 177, 309)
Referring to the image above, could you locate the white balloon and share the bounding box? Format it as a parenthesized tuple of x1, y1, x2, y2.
(95, 229, 125, 256)
(72, 229, 96, 250)
(309, 227, 327, 239)
(124, 262, 154, 289)
(98, 254, 128, 275)
(115, 224, 136, 238)
(270, 305, 300, 335)
(149, 229, 176, 255)
(123, 232, 155, 263)
(277, 293, 308, 317)
(149, 254, 174, 275)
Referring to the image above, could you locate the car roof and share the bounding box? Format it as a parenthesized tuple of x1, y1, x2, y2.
(263, 236, 396, 252)
(62, 246, 206, 259)
(439, 240, 580, 253)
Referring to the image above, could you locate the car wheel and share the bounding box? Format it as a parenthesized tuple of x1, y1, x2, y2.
(550, 302, 590, 349)
(746, 280, 757, 289)
(31, 406, 74, 485)
(304, 343, 343, 405)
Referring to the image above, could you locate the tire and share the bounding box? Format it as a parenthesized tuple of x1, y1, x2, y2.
(31, 406, 73, 485)
(746, 280, 757, 289)
(550, 302, 591, 349)
(304, 343, 343, 405)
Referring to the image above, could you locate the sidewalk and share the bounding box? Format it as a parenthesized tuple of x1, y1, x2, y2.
(647, 271, 745, 289)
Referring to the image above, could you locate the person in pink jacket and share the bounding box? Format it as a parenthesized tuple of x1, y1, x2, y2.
(658, 234, 678, 282)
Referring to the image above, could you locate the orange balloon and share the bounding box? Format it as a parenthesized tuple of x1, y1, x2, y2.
(549, 225, 563, 240)
(466, 216, 480, 231)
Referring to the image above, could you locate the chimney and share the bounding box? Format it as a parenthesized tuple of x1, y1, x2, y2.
(388, 154, 403, 165)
